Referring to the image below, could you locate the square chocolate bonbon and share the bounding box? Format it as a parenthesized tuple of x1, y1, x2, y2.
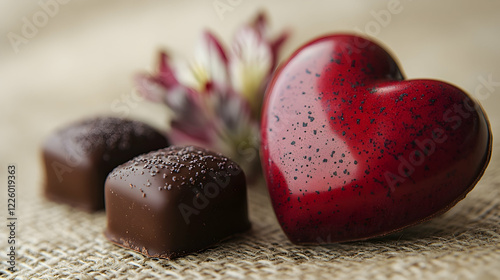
(104, 146, 250, 259)
(42, 117, 169, 211)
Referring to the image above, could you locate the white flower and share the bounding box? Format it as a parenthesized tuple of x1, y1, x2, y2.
(135, 12, 288, 178)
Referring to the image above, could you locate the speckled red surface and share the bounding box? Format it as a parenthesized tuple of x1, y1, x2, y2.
(261, 34, 492, 244)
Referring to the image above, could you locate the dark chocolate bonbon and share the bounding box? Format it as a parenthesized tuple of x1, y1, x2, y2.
(42, 117, 169, 212)
(104, 146, 250, 259)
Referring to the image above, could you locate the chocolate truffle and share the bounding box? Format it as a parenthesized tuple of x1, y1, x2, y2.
(42, 117, 169, 212)
(104, 146, 250, 259)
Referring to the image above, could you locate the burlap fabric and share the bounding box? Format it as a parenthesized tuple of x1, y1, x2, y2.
(1, 1, 500, 279)
(1, 141, 499, 279)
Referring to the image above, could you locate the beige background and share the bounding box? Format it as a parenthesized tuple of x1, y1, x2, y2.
(1, 1, 499, 279)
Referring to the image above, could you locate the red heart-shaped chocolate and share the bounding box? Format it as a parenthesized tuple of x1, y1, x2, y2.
(261, 34, 492, 244)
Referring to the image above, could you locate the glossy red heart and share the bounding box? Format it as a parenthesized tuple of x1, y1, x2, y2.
(261, 34, 492, 244)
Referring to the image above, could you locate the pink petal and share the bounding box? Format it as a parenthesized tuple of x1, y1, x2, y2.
(134, 74, 168, 103)
(136, 72, 215, 141)
(170, 121, 216, 147)
(247, 11, 290, 70)
(194, 30, 230, 93)
(230, 26, 273, 101)
(251, 11, 268, 39)
(157, 51, 179, 87)
(217, 92, 252, 131)
(269, 30, 290, 69)
(200, 31, 228, 64)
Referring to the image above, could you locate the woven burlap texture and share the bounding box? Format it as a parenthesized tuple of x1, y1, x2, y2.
(1, 143, 499, 280)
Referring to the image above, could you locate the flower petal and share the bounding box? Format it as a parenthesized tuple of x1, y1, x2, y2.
(157, 51, 179, 87)
(179, 30, 230, 94)
(230, 27, 273, 117)
(250, 11, 290, 69)
(135, 51, 182, 102)
(135, 12, 290, 180)
(170, 119, 216, 146)
(136, 69, 217, 147)
(269, 30, 290, 68)
(215, 88, 252, 132)
(134, 74, 168, 103)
